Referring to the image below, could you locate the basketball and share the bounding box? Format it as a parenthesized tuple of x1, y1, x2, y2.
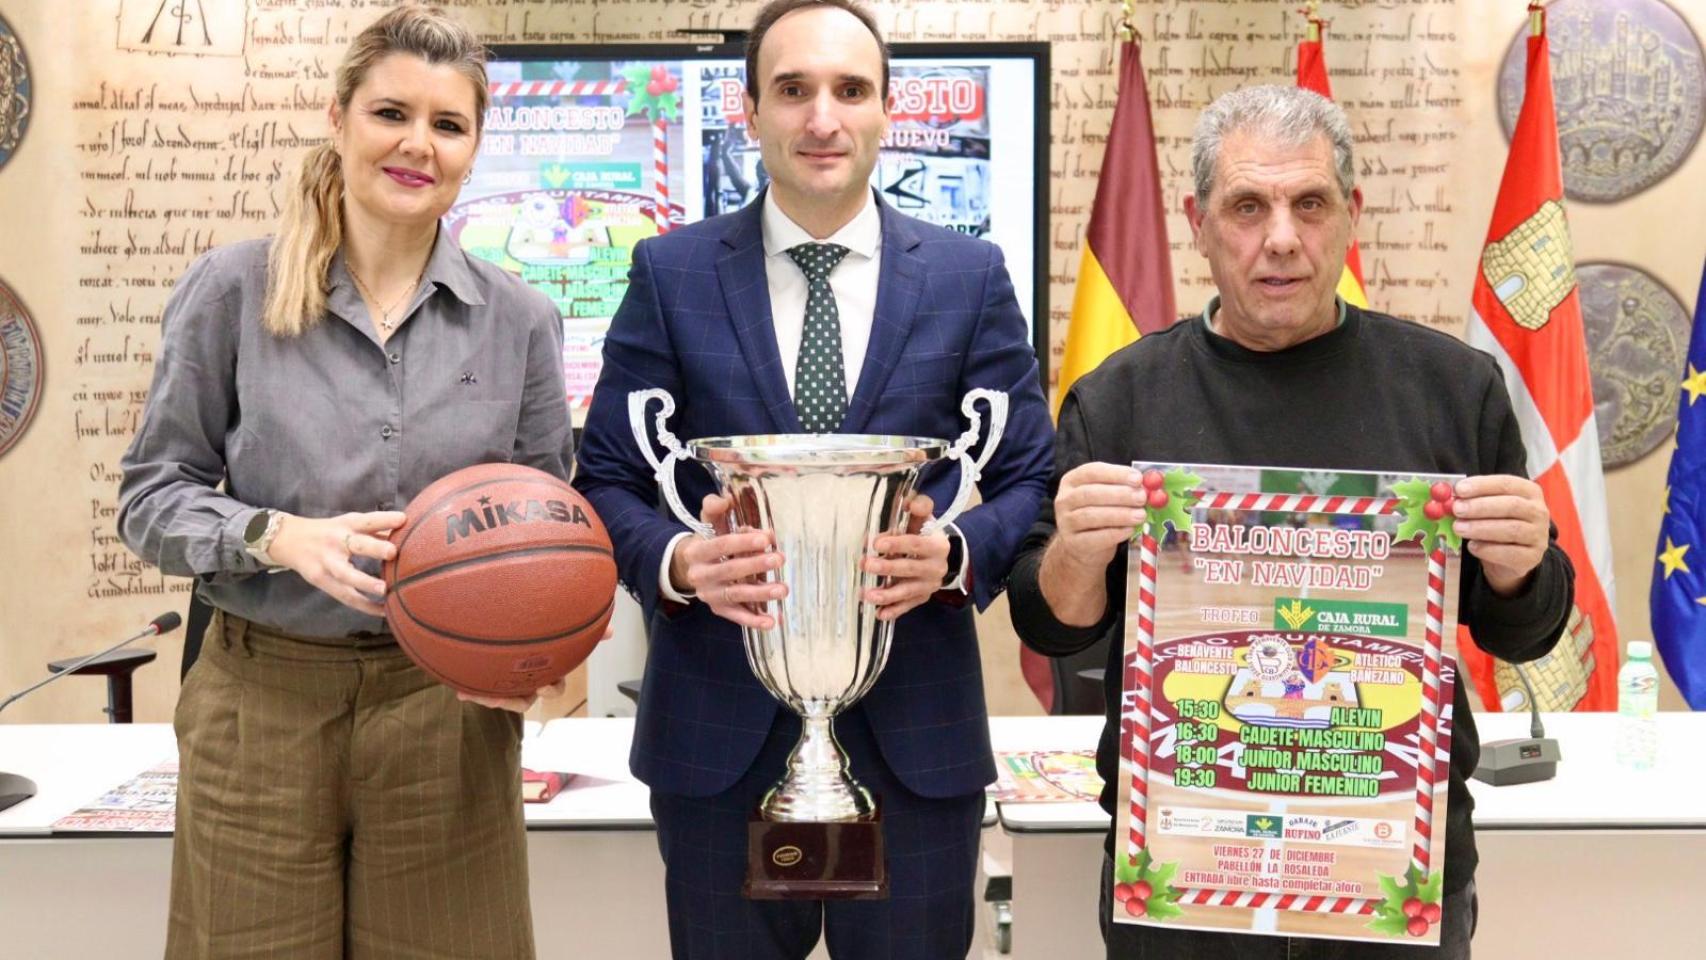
(383, 463, 618, 698)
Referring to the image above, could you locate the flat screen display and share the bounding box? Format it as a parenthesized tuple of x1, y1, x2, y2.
(449, 43, 1049, 414)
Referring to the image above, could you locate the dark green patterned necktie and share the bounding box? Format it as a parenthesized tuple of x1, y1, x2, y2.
(786, 242, 852, 434)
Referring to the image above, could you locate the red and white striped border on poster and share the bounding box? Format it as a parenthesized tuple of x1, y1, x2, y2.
(488, 80, 629, 97)
(1194, 491, 1400, 516)
(1124, 489, 1449, 903)
(486, 77, 674, 232)
(1126, 532, 1158, 866)
(652, 116, 671, 233)
(1412, 546, 1446, 881)
(1173, 888, 1379, 915)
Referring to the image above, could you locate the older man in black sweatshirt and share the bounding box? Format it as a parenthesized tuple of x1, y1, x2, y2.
(1007, 84, 1572, 960)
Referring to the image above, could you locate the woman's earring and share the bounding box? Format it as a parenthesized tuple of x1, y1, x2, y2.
(463, 169, 473, 185)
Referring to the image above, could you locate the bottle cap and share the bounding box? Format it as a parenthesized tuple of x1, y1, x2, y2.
(1627, 641, 1653, 660)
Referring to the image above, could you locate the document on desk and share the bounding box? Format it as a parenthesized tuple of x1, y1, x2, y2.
(52, 760, 177, 834)
(988, 751, 1103, 802)
(1112, 463, 1462, 945)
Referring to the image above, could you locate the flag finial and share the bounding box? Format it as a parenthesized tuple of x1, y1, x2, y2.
(1118, 1, 1137, 43)
(1298, 2, 1326, 44)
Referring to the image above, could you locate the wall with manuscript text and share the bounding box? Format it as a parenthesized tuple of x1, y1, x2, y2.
(0, 0, 1699, 722)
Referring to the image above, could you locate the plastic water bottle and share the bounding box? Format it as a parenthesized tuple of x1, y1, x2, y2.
(1615, 641, 1659, 770)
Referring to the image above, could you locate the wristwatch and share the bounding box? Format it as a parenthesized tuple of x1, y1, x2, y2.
(243, 509, 284, 566)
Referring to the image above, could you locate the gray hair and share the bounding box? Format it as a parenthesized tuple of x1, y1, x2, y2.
(1191, 85, 1355, 204)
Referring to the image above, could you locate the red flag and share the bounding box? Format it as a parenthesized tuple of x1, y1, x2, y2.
(1459, 4, 1620, 712)
(1026, 38, 1175, 711)
(1295, 11, 1370, 309)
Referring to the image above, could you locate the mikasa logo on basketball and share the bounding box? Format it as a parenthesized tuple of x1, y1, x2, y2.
(444, 495, 592, 544)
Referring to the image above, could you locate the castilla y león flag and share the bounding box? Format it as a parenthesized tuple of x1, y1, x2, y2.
(1460, 6, 1619, 712)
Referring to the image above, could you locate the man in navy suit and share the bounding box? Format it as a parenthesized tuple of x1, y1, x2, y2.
(573, 2, 1053, 957)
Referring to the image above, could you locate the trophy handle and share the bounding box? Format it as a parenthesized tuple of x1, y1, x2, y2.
(923, 389, 1008, 536)
(627, 389, 714, 538)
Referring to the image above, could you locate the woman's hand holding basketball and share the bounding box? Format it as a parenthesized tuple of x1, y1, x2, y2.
(454, 621, 614, 713)
(669, 493, 787, 630)
(268, 510, 407, 616)
(457, 676, 568, 714)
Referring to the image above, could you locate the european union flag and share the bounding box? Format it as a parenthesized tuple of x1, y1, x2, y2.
(1652, 261, 1706, 709)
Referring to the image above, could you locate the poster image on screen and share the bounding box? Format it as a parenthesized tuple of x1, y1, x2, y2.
(449, 44, 1048, 418)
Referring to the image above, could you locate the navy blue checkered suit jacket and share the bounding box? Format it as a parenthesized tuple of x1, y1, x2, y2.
(574, 195, 1054, 799)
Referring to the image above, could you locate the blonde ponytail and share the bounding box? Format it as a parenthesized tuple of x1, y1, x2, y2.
(263, 143, 345, 337)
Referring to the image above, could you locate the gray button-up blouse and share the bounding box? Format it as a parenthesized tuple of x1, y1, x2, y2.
(118, 230, 572, 637)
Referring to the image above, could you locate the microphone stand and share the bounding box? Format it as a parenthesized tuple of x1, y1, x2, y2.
(1472, 661, 1561, 786)
(0, 613, 182, 812)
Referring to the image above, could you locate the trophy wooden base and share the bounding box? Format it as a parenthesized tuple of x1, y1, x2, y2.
(743, 802, 887, 900)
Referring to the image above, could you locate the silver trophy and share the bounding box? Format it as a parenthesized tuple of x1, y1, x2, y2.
(629, 388, 1006, 897)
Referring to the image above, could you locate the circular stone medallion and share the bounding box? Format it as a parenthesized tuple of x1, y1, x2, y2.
(0, 10, 30, 171)
(0, 277, 43, 458)
(1497, 0, 1705, 203)
(1579, 262, 1693, 467)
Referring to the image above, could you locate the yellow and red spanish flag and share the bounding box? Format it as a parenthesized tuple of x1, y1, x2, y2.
(1295, 9, 1370, 309)
(1460, 4, 1620, 712)
(1053, 37, 1177, 417)
(1027, 36, 1175, 710)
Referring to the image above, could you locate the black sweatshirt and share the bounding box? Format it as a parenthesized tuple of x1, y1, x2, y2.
(1007, 303, 1573, 894)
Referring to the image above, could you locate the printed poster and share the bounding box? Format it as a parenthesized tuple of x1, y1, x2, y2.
(452, 59, 691, 413)
(705, 64, 995, 240)
(1113, 464, 1462, 945)
(989, 750, 1103, 803)
(52, 759, 177, 834)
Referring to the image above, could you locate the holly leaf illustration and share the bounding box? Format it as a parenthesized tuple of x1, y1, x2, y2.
(1135, 469, 1203, 541)
(1414, 865, 1444, 904)
(1161, 469, 1202, 501)
(622, 65, 654, 111)
(1392, 477, 1462, 553)
(1436, 514, 1461, 551)
(1391, 479, 1432, 505)
(622, 65, 681, 122)
(1145, 894, 1186, 922)
(1146, 861, 1178, 892)
(1377, 869, 1415, 907)
(1367, 912, 1412, 938)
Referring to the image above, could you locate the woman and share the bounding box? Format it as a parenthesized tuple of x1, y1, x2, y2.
(118, 7, 566, 957)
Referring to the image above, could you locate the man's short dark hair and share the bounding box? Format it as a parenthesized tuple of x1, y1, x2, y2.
(744, 0, 890, 105)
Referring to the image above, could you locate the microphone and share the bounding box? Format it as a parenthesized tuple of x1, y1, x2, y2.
(0, 612, 183, 812)
(1472, 660, 1560, 786)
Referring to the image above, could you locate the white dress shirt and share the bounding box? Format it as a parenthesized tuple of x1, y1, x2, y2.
(658, 191, 966, 602)
(761, 188, 882, 397)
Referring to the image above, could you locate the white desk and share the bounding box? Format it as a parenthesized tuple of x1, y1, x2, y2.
(1, 718, 1012, 959)
(0, 720, 680, 959)
(994, 712, 1706, 959)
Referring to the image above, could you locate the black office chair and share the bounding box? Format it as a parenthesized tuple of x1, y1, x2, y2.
(1047, 631, 1112, 716)
(180, 593, 216, 680)
(45, 648, 157, 723)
